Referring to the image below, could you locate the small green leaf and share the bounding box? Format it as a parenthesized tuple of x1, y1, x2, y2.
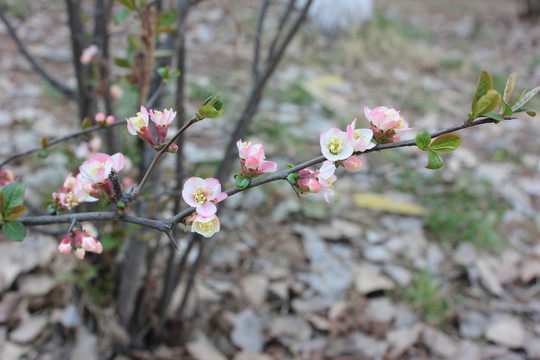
(511, 86, 540, 112)
(503, 72, 516, 103)
(415, 130, 431, 150)
(484, 112, 505, 121)
(2, 182, 24, 215)
(38, 150, 48, 159)
(4, 205, 26, 221)
(514, 107, 537, 117)
(428, 134, 461, 153)
(474, 89, 501, 117)
(42, 137, 49, 149)
(471, 71, 493, 115)
(0, 192, 4, 215)
(3, 220, 26, 242)
(499, 100, 513, 116)
(234, 175, 250, 190)
(158, 9, 178, 27)
(114, 57, 131, 68)
(81, 117, 92, 129)
(426, 149, 444, 170)
(117, 0, 136, 10)
(115, 9, 131, 25)
(203, 94, 224, 110)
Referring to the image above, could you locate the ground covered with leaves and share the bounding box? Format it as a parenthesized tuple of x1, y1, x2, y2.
(1, 0, 540, 359)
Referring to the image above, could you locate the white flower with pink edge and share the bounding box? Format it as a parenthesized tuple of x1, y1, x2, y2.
(317, 160, 338, 203)
(182, 177, 227, 216)
(79, 152, 125, 185)
(320, 127, 354, 161)
(347, 119, 375, 152)
(191, 213, 221, 238)
(236, 140, 277, 177)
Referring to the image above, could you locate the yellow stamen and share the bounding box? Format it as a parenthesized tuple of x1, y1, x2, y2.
(192, 186, 213, 204)
(326, 136, 344, 155)
(198, 221, 214, 232)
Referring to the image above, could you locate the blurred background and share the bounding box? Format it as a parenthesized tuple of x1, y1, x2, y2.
(0, 0, 539, 359)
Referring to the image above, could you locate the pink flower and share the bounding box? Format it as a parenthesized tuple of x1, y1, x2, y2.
(191, 213, 221, 238)
(0, 169, 15, 186)
(182, 177, 227, 216)
(297, 168, 321, 194)
(126, 106, 156, 145)
(339, 156, 364, 172)
(236, 140, 277, 177)
(58, 235, 73, 254)
(365, 106, 412, 143)
(80, 45, 98, 64)
(106, 115, 115, 126)
(79, 152, 125, 185)
(52, 173, 98, 211)
(320, 127, 354, 161)
(95, 112, 106, 125)
(317, 160, 338, 203)
(347, 119, 375, 152)
(149, 108, 177, 144)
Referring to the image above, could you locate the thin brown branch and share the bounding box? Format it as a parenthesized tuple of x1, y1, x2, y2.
(253, 0, 271, 79)
(0, 7, 76, 99)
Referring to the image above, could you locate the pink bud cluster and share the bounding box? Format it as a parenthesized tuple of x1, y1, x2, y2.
(80, 45, 98, 64)
(58, 224, 103, 260)
(236, 140, 277, 178)
(0, 169, 14, 186)
(365, 106, 412, 143)
(52, 173, 98, 211)
(95, 112, 115, 127)
(297, 160, 338, 203)
(182, 177, 228, 237)
(126, 106, 178, 153)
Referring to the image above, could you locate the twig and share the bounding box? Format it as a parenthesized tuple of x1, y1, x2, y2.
(253, 0, 271, 79)
(0, 7, 76, 99)
(0, 121, 126, 168)
(131, 116, 199, 200)
(267, 0, 296, 63)
(175, 237, 204, 317)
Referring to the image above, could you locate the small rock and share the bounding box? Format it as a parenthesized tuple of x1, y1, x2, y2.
(292, 296, 334, 313)
(365, 298, 395, 323)
(234, 352, 273, 360)
(459, 311, 487, 340)
(363, 245, 393, 262)
(269, 316, 312, 341)
(187, 333, 227, 360)
(230, 309, 265, 353)
(453, 243, 477, 267)
(240, 274, 269, 306)
(0, 292, 22, 324)
(386, 323, 423, 358)
(268, 281, 289, 301)
(525, 335, 540, 358)
(521, 260, 540, 283)
(485, 316, 525, 348)
(455, 340, 482, 360)
(17, 275, 56, 297)
(305, 314, 331, 331)
(384, 265, 412, 286)
(9, 316, 48, 344)
(476, 258, 504, 296)
(422, 326, 458, 359)
(354, 265, 395, 294)
(60, 304, 80, 329)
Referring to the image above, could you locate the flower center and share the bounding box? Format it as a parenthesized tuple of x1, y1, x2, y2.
(354, 130, 367, 141)
(326, 136, 344, 155)
(198, 221, 214, 232)
(89, 162, 105, 176)
(192, 186, 212, 204)
(134, 113, 146, 129)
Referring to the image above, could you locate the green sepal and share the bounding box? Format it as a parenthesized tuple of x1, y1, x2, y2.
(287, 173, 299, 185)
(234, 175, 250, 190)
(3, 220, 26, 242)
(81, 117, 93, 129)
(203, 94, 224, 111)
(197, 105, 224, 120)
(286, 164, 294, 169)
(415, 130, 431, 150)
(426, 149, 444, 170)
(114, 57, 131, 68)
(428, 134, 461, 153)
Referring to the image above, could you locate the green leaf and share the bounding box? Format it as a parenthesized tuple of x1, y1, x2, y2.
(499, 100, 513, 116)
(115, 9, 131, 25)
(514, 107, 537, 117)
(428, 134, 461, 153)
(3, 220, 26, 242)
(117, 0, 136, 10)
(503, 72, 516, 103)
(415, 130, 431, 150)
(234, 175, 250, 190)
(81, 117, 92, 129)
(471, 71, 493, 115)
(114, 57, 131, 68)
(197, 106, 224, 120)
(426, 149, 444, 170)
(158, 9, 177, 27)
(287, 173, 299, 185)
(4, 205, 26, 221)
(484, 112, 505, 121)
(153, 49, 174, 58)
(474, 89, 501, 117)
(1, 182, 24, 216)
(511, 86, 540, 112)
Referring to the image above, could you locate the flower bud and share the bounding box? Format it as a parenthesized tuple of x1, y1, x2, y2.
(95, 112, 106, 125)
(339, 156, 364, 172)
(106, 115, 115, 126)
